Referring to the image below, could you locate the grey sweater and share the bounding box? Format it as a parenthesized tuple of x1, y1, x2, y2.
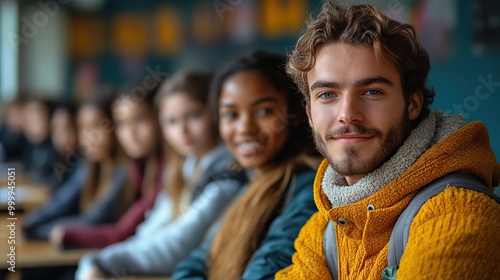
(75, 143, 247, 278)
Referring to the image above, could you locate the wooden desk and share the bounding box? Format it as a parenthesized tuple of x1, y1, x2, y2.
(0, 240, 88, 269)
(0, 214, 88, 270)
(0, 185, 50, 212)
(0, 163, 28, 186)
(0, 164, 48, 212)
(0, 213, 170, 279)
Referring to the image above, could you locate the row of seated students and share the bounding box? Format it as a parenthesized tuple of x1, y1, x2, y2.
(0, 50, 323, 280)
(2, 1, 500, 279)
(0, 95, 64, 190)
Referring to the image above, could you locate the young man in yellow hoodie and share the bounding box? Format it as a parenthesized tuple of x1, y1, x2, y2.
(276, 1, 500, 279)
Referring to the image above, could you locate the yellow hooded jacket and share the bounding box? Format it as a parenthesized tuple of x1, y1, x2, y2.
(276, 122, 500, 280)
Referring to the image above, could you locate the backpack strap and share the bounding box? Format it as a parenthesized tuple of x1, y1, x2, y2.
(323, 220, 338, 280)
(323, 172, 500, 280)
(384, 173, 500, 279)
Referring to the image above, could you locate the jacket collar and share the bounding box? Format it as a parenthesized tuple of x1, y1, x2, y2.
(315, 113, 500, 217)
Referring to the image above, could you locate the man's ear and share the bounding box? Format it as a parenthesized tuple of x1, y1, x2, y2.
(408, 90, 424, 121)
(305, 104, 313, 127)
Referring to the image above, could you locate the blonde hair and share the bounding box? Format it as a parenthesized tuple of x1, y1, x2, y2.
(155, 71, 213, 217)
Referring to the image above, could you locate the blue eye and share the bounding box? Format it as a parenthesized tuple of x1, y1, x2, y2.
(364, 89, 382, 96)
(319, 92, 334, 99)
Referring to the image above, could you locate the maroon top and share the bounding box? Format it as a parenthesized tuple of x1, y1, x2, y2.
(60, 158, 164, 249)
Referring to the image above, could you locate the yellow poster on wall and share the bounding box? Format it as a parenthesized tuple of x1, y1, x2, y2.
(68, 16, 105, 57)
(261, 0, 307, 38)
(154, 7, 183, 55)
(112, 13, 148, 56)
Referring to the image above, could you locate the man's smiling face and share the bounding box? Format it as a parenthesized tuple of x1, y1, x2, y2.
(307, 43, 422, 185)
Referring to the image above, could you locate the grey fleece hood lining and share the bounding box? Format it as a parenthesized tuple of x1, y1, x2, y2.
(321, 111, 466, 208)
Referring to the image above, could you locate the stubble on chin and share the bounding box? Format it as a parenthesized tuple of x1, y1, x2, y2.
(312, 117, 410, 178)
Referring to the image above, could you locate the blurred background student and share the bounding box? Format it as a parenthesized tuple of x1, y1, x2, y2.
(21, 87, 135, 280)
(75, 71, 247, 279)
(23, 88, 133, 241)
(0, 96, 28, 163)
(50, 75, 167, 250)
(20, 96, 60, 190)
(173, 50, 321, 280)
(49, 100, 80, 187)
(23, 100, 82, 239)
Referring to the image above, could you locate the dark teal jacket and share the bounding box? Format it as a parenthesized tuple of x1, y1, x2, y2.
(172, 169, 317, 280)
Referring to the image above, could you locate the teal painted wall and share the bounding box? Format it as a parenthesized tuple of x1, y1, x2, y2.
(67, 0, 500, 175)
(428, 0, 499, 161)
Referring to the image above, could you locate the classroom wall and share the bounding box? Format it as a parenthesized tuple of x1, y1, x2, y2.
(428, 0, 500, 162)
(12, 0, 499, 169)
(18, 4, 68, 98)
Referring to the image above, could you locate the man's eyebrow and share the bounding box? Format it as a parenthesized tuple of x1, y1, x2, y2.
(309, 76, 394, 91)
(310, 81, 341, 92)
(354, 77, 394, 87)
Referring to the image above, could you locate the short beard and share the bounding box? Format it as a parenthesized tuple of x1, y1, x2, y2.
(313, 111, 412, 178)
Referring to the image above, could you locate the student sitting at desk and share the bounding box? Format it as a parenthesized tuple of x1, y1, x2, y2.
(20, 87, 135, 280)
(75, 71, 247, 279)
(48, 101, 80, 186)
(51, 76, 168, 250)
(20, 96, 60, 190)
(0, 95, 28, 163)
(172, 51, 321, 280)
(23, 88, 134, 241)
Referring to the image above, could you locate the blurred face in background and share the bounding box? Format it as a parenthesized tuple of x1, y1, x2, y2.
(51, 108, 78, 157)
(77, 105, 114, 163)
(22, 101, 51, 144)
(5, 102, 24, 133)
(113, 97, 161, 159)
(159, 92, 216, 158)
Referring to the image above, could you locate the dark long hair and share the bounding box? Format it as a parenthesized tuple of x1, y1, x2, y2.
(79, 85, 133, 216)
(208, 50, 320, 279)
(113, 74, 167, 197)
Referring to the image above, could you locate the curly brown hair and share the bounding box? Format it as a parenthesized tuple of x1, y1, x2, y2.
(288, 0, 435, 126)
